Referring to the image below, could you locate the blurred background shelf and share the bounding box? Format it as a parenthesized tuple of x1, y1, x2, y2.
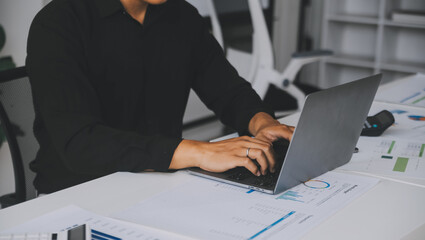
(324, 55, 376, 69)
(316, 0, 425, 88)
(327, 15, 379, 25)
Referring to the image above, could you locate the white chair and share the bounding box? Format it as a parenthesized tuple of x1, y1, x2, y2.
(184, 0, 332, 123)
(227, 0, 332, 114)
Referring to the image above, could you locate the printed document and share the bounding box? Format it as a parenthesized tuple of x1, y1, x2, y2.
(375, 73, 425, 107)
(368, 101, 425, 141)
(340, 101, 425, 179)
(0, 205, 190, 240)
(340, 136, 425, 179)
(113, 172, 378, 240)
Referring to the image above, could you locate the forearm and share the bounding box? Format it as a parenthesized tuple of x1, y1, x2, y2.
(169, 140, 203, 170)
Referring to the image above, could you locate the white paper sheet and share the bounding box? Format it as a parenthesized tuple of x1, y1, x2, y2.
(113, 172, 379, 240)
(340, 136, 425, 179)
(0, 205, 190, 240)
(368, 101, 425, 141)
(375, 73, 425, 107)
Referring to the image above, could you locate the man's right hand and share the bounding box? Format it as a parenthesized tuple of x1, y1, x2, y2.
(169, 136, 276, 176)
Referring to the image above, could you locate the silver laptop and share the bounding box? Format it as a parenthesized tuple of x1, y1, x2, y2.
(189, 74, 382, 194)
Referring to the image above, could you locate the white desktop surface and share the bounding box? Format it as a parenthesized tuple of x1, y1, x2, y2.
(2, 75, 425, 239)
(1, 170, 425, 240)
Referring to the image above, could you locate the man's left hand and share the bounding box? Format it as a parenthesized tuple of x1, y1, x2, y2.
(249, 112, 294, 143)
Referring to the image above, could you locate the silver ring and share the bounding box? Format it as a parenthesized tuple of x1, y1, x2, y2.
(246, 148, 251, 159)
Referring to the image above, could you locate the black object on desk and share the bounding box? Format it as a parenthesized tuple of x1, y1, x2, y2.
(361, 110, 395, 136)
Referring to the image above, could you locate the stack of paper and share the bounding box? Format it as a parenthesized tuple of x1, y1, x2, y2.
(113, 172, 379, 240)
(339, 100, 425, 180)
(375, 73, 425, 108)
(0, 205, 190, 240)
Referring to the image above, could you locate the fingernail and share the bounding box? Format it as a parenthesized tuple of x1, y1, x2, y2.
(256, 171, 261, 176)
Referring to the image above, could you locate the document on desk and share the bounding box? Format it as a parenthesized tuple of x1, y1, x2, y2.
(0, 205, 190, 240)
(112, 172, 378, 240)
(375, 73, 425, 107)
(340, 136, 425, 179)
(369, 101, 425, 141)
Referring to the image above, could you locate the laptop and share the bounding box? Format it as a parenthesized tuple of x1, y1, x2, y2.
(189, 74, 382, 194)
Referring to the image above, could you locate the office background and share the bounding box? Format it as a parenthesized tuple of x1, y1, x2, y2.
(0, 0, 424, 206)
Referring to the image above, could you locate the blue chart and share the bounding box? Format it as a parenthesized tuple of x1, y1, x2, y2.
(276, 190, 304, 202)
(303, 180, 331, 189)
(92, 229, 122, 240)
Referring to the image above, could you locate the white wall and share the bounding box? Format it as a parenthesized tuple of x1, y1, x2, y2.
(0, 0, 45, 66)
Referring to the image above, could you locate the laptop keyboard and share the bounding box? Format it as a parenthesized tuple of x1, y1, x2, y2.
(226, 139, 289, 188)
(227, 169, 279, 187)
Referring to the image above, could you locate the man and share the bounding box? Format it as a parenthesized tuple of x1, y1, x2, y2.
(26, 0, 294, 194)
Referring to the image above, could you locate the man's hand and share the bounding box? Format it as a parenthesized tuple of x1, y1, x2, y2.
(169, 136, 276, 176)
(168, 112, 293, 175)
(249, 112, 294, 143)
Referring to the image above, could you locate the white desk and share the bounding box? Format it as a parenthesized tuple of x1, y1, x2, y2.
(0, 171, 425, 240)
(2, 76, 425, 239)
(1, 111, 425, 239)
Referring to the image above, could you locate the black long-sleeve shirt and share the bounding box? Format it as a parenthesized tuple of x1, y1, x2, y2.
(26, 0, 273, 194)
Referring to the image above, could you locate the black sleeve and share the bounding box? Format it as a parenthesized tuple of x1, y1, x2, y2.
(26, 12, 181, 176)
(191, 16, 275, 135)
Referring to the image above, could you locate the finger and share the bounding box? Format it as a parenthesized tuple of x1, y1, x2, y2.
(259, 145, 276, 173)
(247, 143, 276, 173)
(235, 157, 261, 176)
(246, 148, 270, 175)
(239, 141, 276, 174)
(277, 125, 294, 140)
(262, 125, 294, 142)
(266, 148, 277, 173)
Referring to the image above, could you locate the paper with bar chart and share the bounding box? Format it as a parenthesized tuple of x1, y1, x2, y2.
(113, 172, 378, 240)
(367, 101, 425, 141)
(375, 73, 425, 108)
(340, 137, 425, 179)
(0, 205, 190, 240)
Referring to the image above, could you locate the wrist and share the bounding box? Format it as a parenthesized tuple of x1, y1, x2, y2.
(169, 139, 206, 169)
(249, 112, 279, 136)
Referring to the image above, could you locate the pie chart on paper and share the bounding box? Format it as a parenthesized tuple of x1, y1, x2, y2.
(408, 115, 425, 121)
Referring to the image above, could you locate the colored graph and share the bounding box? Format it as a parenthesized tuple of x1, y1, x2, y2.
(390, 110, 407, 114)
(412, 96, 425, 105)
(387, 141, 396, 154)
(375, 140, 396, 154)
(408, 115, 425, 121)
(393, 157, 409, 172)
(303, 180, 331, 189)
(276, 190, 304, 202)
(400, 92, 421, 103)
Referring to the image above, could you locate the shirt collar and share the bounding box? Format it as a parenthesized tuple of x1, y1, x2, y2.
(145, 0, 178, 25)
(94, 0, 179, 27)
(94, 0, 124, 18)
(94, 0, 178, 21)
